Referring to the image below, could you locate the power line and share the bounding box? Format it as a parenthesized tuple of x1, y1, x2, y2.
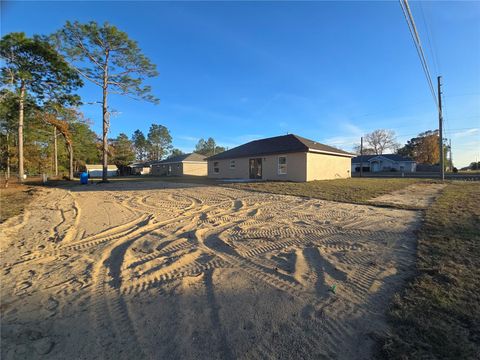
(419, 0, 440, 74)
(399, 0, 438, 107)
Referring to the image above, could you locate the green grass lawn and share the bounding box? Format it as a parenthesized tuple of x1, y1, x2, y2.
(378, 182, 480, 359)
(226, 178, 433, 205)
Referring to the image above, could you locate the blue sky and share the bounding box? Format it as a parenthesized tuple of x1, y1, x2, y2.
(2, 0, 479, 166)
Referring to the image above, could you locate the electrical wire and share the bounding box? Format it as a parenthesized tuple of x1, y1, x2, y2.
(399, 0, 438, 108)
(419, 0, 440, 74)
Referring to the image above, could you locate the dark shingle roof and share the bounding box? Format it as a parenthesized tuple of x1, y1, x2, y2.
(208, 134, 354, 160)
(351, 154, 415, 163)
(156, 152, 207, 164)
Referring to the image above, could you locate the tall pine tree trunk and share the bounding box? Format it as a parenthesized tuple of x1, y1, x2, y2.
(102, 51, 110, 182)
(54, 126, 58, 177)
(18, 81, 25, 182)
(6, 132, 10, 179)
(67, 142, 73, 181)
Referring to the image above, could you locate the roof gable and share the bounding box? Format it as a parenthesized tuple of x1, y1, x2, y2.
(351, 154, 415, 163)
(156, 152, 207, 164)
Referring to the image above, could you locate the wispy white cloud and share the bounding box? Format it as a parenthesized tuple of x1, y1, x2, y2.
(177, 135, 198, 142)
(216, 133, 264, 150)
(451, 131, 480, 167)
(452, 128, 479, 138)
(320, 135, 359, 151)
(169, 103, 252, 124)
(317, 120, 365, 151)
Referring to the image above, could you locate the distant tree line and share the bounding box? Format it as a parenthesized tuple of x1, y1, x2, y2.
(110, 126, 226, 175)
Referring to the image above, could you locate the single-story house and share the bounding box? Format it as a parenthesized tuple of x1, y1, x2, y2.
(207, 134, 354, 182)
(150, 153, 207, 176)
(85, 164, 118, 177)
(128, 161, 151, 175)
(351, 154, 416, 173)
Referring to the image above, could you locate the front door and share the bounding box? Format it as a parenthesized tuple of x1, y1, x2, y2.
(249, 158, 262, 179)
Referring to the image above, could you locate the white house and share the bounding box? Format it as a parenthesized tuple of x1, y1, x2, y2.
(85, 164, 118, 177)
(351, 155, 416, 173)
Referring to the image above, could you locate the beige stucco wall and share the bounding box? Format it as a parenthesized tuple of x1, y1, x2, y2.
(183, 162, 208, 176)
(208, 152, 352, 182)
(208, 152, 307, 182)
(306, 152, 351, 181)
(151, 162, 207, 176)
(151, 163, 178, 176)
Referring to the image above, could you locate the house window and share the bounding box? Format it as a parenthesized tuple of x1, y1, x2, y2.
(214, 161, 220, 174)
(278, 156, 287, 175)
(230, 160, 235, 169)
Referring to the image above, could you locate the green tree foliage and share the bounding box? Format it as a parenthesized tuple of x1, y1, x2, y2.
(1, 87, 99, 179)
(147, 124, 172, 161)
(468, 162, 480, 170)
(168, 148, 185, 158)
(0, 90, 21, 177)
(397, 130, 447, 165)
(112, 133, 135, 175)
(194, 137, 225, 156)
(70, 122, 101, 167)
(53, 121, 100, 175)
(0, 32, 82, 180)
(52, 21, 159, 181)
(131, 129, 149, 161)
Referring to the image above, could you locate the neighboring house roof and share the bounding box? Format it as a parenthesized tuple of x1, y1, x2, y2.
(351, 154, 415, 163)
(208, 134, 354, 161)
(86, 164, 118, 170)
(151, 152, 207, 165)
(129, 162, 149, 168)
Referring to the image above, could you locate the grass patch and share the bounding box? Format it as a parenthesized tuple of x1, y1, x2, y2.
(378, 182, 480, 359)
(226, 178, 432, 204)
(0, 184, 37, 223)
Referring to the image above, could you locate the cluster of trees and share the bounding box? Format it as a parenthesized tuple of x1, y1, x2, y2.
(130, 125, 173, 162)
(464, 162, 480, 171)
(396, 130, 446, 165)
(194, 137, 225, 156)
(1, 21, 158, 182)
(110, 124, 174, 175)
(354, 128, 450, 167)
(1, 23, 228, 182)
(108, 127, 225, 175)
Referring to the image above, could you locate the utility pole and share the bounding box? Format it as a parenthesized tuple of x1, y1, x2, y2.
(449, 139, 452, 171)
(438, 76, 444, 181)
(360, 137, 363, 177)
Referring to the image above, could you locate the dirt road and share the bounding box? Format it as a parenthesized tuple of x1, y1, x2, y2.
(1, 181, 436, 359)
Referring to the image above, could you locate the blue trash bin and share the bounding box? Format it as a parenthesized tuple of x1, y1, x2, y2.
(80, 171, 89, 184)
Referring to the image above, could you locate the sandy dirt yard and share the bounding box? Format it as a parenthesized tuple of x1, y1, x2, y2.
(0, 181, 441, 359)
